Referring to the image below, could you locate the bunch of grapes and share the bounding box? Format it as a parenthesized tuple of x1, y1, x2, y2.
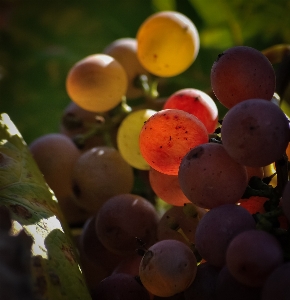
(25, 9, 290, 300)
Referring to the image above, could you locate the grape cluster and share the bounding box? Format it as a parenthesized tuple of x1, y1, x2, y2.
(25, 9, 290, 300)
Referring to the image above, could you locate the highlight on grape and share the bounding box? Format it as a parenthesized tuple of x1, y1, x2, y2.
(5, 7, 290, 300)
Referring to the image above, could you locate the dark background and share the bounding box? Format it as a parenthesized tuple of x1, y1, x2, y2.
(1, 0, 290, 144)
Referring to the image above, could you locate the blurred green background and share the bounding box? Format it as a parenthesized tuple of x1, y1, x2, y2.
(1, 0, 290, 144)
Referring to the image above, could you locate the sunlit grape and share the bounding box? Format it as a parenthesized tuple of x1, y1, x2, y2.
(139, 109, 208, 175)
(137, 11, 199, 77)
(117, 108, 157, 170)
(163, 88, 218, 133)
(103, 37, 150, 99)
(66, 54, 128, 112)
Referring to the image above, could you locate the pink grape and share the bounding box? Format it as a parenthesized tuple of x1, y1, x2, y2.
(221, 98, 290, 167)
(178, 143, 248, 209)
(211, 45, 276, 109)
(163, 88, 218, 133)
(139, 109, 208, 175)
(194, 204, 256, 267)
(226, 229, 284, 287)
(95, 193, 159, 256)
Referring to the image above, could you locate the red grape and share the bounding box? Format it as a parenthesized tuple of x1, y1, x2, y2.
(139, 109, 208, 175)
(163, 88, 218, 133)
(211, 45, 276, 109)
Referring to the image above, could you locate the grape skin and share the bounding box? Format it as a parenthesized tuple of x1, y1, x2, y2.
(149, 167, 191, 206)
(103, 37, 150, 99)
(211, 45, 276, 109)
(221, 98, 290, 167)
(163, 88, 218, 133)
(194, 204, 256, 267)
(72, 146, 134, 214)
(95, 193, 159, 256)
(139, 239, 197, 297)
(157, 204, 205, 245)
(226, 229, 284, 287)
(117, 109, 157, 170)
(178, 143, 248, 209)
(215, 266, 261, 300)
(66, 54, 128, 113)
(137, 11, 199, 77)
(139, 109, 208, 175)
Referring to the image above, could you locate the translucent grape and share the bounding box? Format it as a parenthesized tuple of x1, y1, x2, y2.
(139, 109, 208, 175)
(195, 204, 256, 267)
(95, 193, 159, 256)
(66, 54, 128, 112)
(149, 167, 191, 206)
(139, 239, 197, 297)
(211, 45, 276, 108)
(137, 11, 199, 77)
(221, 98, 289, 167)
(178, 143, 248, 209)
(117, 109, 157, 170)
(163, 88, 218, 133)
(103, 37, 150, 99)
(226, 229, 284, 287)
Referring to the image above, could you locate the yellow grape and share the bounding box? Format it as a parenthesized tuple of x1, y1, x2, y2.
(136, 11, 199, 77)
(66, 54, 128, 112)
(117, 108, 157, 170)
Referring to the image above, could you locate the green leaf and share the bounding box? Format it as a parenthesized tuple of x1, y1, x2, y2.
(0, 113, 91, 300)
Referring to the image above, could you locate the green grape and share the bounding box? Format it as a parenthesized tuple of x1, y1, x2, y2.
(117, 108, 157, 170)
(137, 11, 199, 77)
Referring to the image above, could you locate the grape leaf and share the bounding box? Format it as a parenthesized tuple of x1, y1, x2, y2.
(0, 113, 91, 299)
